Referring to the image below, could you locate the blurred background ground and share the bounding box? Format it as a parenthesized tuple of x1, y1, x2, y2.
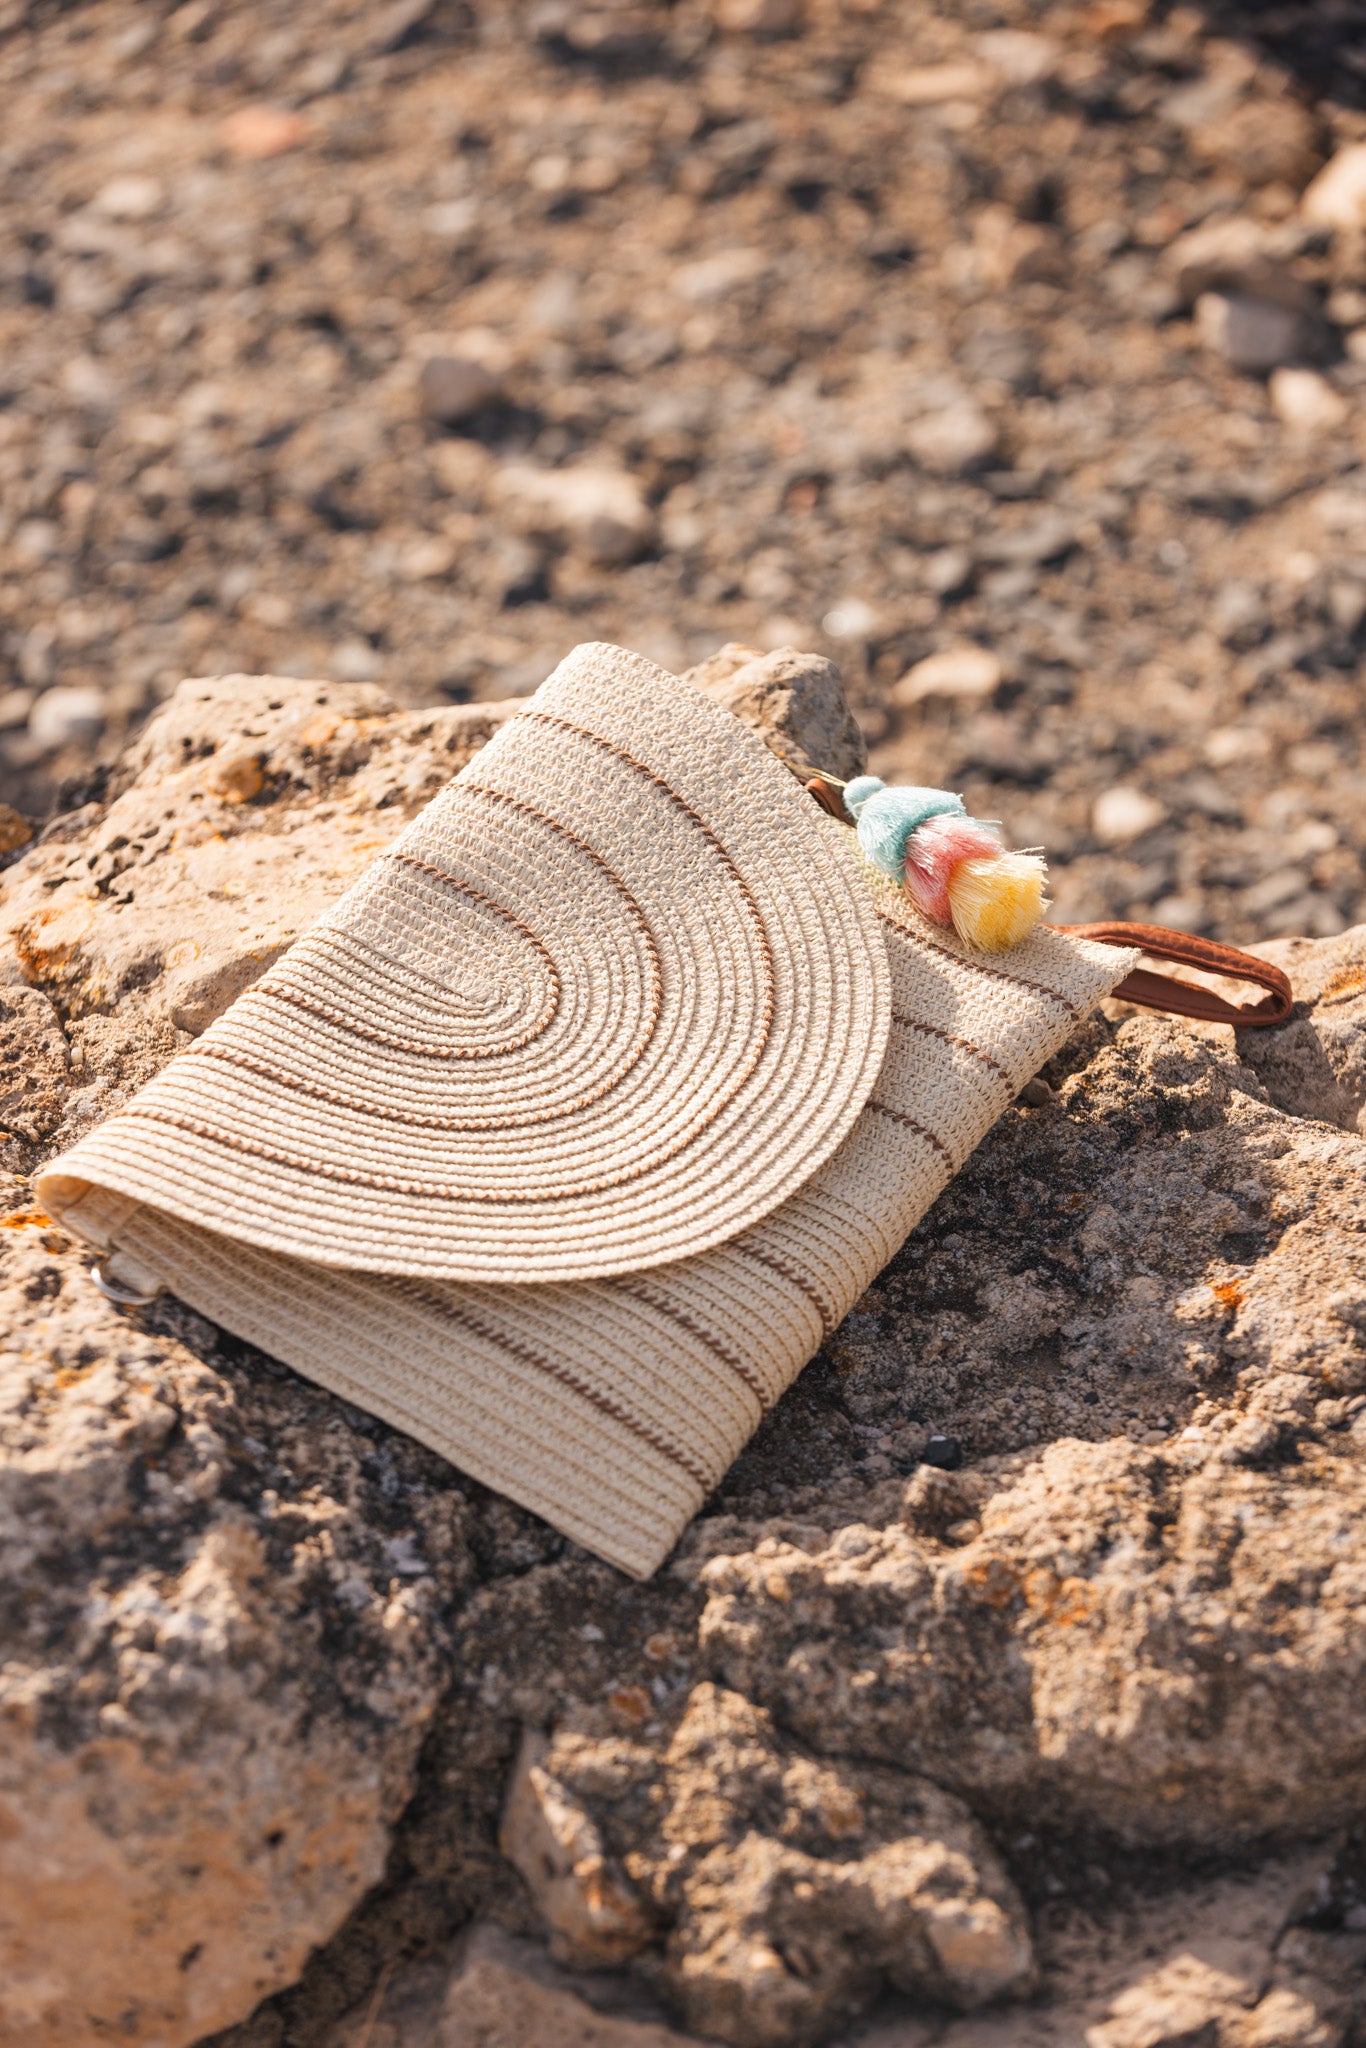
(2, 0, 1366, 938)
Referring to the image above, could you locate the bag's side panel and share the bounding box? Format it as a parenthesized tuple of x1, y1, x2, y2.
(710, 910, 1131, 1384)
(81, 918, 1132, 1580)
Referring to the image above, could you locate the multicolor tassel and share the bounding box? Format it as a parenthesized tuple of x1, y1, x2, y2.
(841, 775, 1047, 953)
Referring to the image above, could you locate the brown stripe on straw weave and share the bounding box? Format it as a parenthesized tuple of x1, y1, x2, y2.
(877, 905, 1082, 1021)
(731, 1239, 838, 1338)
(389, 1277, 714, 1491)
(248, 785, 662, 1063)
(116, 1098, 735, 1202)
(617, 1280, 772, 1409)
(891, 1012, 1011, 1084)
(866, 1099, 956, 1169)
(136, 745, 794, 1200)
(188, 828, 663, 1130)
(526, 710, 777, 1039)
(184, 1025, 665, 1133)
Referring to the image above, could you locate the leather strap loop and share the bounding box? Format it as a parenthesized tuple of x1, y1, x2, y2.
(1052, 922, 1293, 1028)
(805, 775, 850, 822)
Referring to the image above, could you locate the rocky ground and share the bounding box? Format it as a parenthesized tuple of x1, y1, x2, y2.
(3, 655, 1366, 2048)
(5, 0, 1366, 943)
(6, 0, 1366, 2042)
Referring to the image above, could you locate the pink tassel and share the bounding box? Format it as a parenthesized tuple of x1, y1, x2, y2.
(903, 814, 1002, 926)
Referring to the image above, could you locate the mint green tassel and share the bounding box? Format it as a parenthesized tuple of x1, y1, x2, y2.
(843, 777, 966, 880)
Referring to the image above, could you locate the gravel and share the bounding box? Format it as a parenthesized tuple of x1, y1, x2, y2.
(1, 0, 1365, 944)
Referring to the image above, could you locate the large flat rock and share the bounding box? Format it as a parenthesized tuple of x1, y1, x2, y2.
(2, 664, 1365, 2048)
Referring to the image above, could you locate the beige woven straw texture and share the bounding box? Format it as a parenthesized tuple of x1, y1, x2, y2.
(45, 901, 1133, 1579)
(39, 644, 891, 1283)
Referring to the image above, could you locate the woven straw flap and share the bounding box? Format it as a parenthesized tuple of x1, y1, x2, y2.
(37, 644, 891, 1285)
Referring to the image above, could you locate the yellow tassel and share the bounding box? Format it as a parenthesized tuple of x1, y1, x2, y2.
(946, 850, 1047, 953)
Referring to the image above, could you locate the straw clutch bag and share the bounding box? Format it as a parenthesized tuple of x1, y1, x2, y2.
(36, 644, 1292, 1577)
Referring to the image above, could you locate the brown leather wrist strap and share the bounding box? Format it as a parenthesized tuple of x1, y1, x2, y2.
(1051, 922, 1293, 1027)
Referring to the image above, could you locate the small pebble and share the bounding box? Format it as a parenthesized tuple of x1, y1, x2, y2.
(419, 355, 501, 425)
(1301, 142, 1366, 232)
(906, 402, 999, 477)
(894, 645, 1002, 706)
(219, 105, 314, 161)
(921, 1434, 963, 1471)
(1092, 787, 1167, 845)
(331, 640, 382, 683)
(28, 686, 105, 753)
(1195, 292, 1312, 373)
(91, 175, 164, 221)
(870, 60, 989, 105)
(1270, 368, 1348, 433)
(924, 548, 972, 596)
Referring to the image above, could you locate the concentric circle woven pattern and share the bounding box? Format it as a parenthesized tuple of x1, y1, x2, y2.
(43, 644, 891, 1282)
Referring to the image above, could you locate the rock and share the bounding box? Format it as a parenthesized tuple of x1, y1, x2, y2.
(1187, 97, 1322, 192)
(326, 1924, 705, 2048)
(1244, 926, 1366, 1134)
(504, 1685, 1033, 2046)
(0, 805, 32, 855)
(708, 0, 803, 36)
(495, 465, 656, 567)
(972, 206, 1067, 290)
(0, 1212, 465, 2048)
(919, 1432, 963, 1471)
(1091, 786, 1167, 845)
(1302, 142, 1366, 233)
(419, 355, 501, 426)
(975, 514, 1076, 568)
(1270, 368, 1349, 433)
(0, 985, 69, 1152)
(680, 644, 866, 782)
(1164, 218, 1316, 311)
(501, 1729, 653, 1965)
(1195, 292, 1318, 374)
(91, 175, 165, 221)
(695, 1421, 1366, 1848)
(671, 249, 769, 305)
(6, 654, 1366, 2048)
(28, 685, 105, 753)
(906, 403, 999, 477)
(330, 637, 383, 682)
(975, 30, 1058, 87)
(867, 61, 991, 106)
(923, 549, 973, 597)
(218, 105, 314, 160)
(323, 1861, 1363, 2048)
(441, 1929, 701, 2048)
(926, 1856, 1354, 2048)
(892, 646, 1002, 706)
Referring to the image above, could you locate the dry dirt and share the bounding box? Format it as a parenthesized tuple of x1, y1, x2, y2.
(3, 0, 1366, 946)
